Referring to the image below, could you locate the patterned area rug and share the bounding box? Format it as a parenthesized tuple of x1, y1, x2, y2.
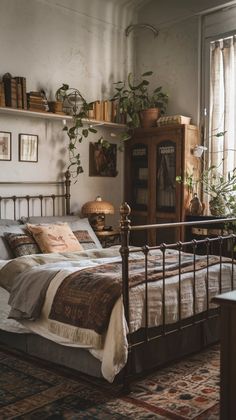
(0, 344, 219, 419)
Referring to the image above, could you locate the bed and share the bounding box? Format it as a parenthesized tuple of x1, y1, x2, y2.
(0, 174, 236, 390)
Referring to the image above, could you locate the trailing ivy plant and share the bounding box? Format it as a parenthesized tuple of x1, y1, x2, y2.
(56, 84, 97, 181)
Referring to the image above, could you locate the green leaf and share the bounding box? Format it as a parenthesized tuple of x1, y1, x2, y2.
(88, 127, 97, 133)
(82, 129, 89, 137)
(142, 71, 153, 77)
(215, 131, 227, 137)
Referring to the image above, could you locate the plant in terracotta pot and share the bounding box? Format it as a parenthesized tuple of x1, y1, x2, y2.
(111, 71, 168, 137)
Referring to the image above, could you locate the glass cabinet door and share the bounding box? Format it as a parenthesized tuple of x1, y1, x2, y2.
(156, 140, 176, 212)
(130, 143, 148, 210)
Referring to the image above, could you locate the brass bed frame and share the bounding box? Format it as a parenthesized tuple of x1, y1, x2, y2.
(0, 173, 236, 391)
(0, 170, 71, 219)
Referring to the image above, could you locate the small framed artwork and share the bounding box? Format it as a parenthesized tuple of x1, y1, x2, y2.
(89, 142, 117, 177)
(0, 131, 11, 161)
(19, 134, 38, 162)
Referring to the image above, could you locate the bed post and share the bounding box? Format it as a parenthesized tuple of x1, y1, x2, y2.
(120, 202, 131, 393)
(64, 170, 71, 215)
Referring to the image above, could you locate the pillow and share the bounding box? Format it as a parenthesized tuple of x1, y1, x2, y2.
(20, 215, 81, 224)
(0, 219, 21, 226)
(26, 222, 83, 253)
(69, 218, 102, 249)
(4, 232, 41, 257)
(73, 230, 97, 250)
(0, 225, 27, 260)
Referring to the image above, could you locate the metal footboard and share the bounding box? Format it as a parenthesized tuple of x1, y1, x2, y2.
(119, 203, 236, 391)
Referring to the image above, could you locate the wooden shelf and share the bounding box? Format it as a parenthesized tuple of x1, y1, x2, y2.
(0, 106, 126, 129)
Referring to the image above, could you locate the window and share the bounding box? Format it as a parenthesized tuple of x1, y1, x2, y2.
(208, 35, 236, 174)
(202, 5, 236, 178)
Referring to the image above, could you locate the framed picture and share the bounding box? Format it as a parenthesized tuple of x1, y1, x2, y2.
(89, 142, 117, 177)
(19, 134, 38, 162)
(0, 131, 11, 161)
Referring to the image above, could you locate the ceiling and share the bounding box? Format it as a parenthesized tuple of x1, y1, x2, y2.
(106, 0, 236, 12)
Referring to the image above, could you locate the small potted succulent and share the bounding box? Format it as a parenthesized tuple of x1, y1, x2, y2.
(111, 71, 168, 134)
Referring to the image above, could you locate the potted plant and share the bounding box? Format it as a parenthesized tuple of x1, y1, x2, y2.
(177, 162, 236, 217)
(56, 84, 97, 181)
(111, 71, 168, 134)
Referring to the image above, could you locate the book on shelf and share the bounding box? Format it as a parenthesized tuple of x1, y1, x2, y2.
(103, 100, 113, 122)
(14, 76, 27, 109)
(94, 100, 101, 120)
(88, 102, 95, 119)
(3, 77, 17, 108)
(28, 91, 46, 97)
(0, 82, 5, 107)
(156, 115, 192, 126)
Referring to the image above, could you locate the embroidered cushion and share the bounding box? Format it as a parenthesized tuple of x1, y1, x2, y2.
(26, 222, 83, 253)
(4, 232, 41, 257)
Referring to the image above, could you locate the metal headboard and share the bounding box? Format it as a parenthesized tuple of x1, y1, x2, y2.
(0, 171, 71, 220)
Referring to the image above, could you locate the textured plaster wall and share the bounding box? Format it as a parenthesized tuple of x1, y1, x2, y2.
(135, 3, 200, 124)
(0, 0, 135, 221)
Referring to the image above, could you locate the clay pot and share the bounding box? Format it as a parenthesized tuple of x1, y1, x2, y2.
(139, 108, 160, 128)
(48, 101, 63, 114)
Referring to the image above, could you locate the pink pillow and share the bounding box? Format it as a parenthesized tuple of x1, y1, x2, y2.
(26, 223, 83, 253)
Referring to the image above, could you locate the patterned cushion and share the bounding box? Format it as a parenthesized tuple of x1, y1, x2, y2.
(4, 232, 41, 257)
(26, 223, 83, 253)
(0, 225, 27, 260)
(73, 230, 97, 250)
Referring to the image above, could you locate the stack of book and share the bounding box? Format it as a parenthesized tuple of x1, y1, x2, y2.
(156, 115, 192, 126)
(27, 91, 49, 112)
(2, 73, 27, 109)
(90, 99, 123, 123)
(0, 81, 5, 107)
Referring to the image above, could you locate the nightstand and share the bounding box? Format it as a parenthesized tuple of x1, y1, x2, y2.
(95, 228, 120, 248)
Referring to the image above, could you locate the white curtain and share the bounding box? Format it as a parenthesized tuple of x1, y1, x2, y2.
(208, 35, 236, 174)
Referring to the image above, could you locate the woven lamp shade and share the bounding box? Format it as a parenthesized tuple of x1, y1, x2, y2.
(82, 196, 114, 215)
(81, 196, 114, 231)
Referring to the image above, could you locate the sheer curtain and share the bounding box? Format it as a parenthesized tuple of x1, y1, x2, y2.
(208, 35, 236, 174)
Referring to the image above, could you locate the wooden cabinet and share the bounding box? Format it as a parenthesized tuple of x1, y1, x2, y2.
(124, 124, 200, 246)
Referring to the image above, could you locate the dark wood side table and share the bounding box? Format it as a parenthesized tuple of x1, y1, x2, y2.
(95, 228, 120, 248)
(185, 215, 228, 256)
(212, 291, 236, 420)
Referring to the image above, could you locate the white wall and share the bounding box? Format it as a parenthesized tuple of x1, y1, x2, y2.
(136, 0, 236, 125)
(0, 0, 136, 223)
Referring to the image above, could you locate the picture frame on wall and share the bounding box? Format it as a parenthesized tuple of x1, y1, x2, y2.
(0, 131, 11, 161)
(19, 133, 38, 162)
(89, 142, 117, 177)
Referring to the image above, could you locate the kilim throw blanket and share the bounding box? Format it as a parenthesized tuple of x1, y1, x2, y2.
(49, 253, 229, 334)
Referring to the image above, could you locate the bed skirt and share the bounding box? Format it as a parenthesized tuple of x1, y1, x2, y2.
(0, 315, 220, 383)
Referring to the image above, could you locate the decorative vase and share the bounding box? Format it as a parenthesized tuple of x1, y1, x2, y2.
(209, 196, 226, 216)
(189, 193, 203, 216)
(139, 108, 160, 128)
